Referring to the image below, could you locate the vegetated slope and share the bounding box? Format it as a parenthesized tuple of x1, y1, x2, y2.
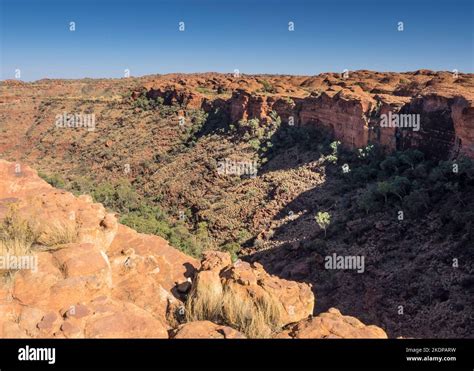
(0, 159, 387, 339)
(0, 71, 473, 338)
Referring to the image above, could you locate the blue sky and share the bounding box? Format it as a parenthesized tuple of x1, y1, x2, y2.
(1, 0, 473, 81)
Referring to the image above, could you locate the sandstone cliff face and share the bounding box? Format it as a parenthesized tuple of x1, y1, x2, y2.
(130, 71, 473, 159)
(0, 160, 386, 338)
(226, 86, 473, 159)
(450, 97, 474, 158)
(1, 71, 472, 160)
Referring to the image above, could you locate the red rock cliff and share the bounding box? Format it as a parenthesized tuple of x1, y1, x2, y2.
(137, 71, 473, 159)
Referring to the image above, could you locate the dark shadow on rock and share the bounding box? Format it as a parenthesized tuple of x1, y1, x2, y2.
(243, 162, 473, 339)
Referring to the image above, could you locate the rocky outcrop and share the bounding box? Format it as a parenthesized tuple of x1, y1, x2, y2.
(0, 163, 118, 249)
(277, 308, 388, 339)
(0, 160, 387, 338)
(449, 97, 474, 157)
(0, 160, 199, 338)
(227, 88, 473, 159)
(172, 320, 246, 339)
(134, 71, 474, 159)
(185, 252, 388, 338)
(220, 259, 315, 326)
(146, 86, 206, 109)
(185, 251, 315, 336)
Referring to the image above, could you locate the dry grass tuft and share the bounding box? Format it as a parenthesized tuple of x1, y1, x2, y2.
(0, 212, 37, 256)
(35, 220, 78, 247)
(0, 208, 78, 275)
(0, 210, 38, 275)
(185, 276, 284, 338)
(221, 285, 283, 338)
(185, 271, 223, 323)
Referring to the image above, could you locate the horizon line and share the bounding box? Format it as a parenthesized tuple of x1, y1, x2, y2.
(2, 68, 472, 84)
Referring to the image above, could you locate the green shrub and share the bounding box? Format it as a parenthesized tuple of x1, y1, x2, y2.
(237, 229, 252, 244)
(350, 165, 376, 184)
(376, 181, 392, 203)
(38, 172, 66, 189)
(249, 138, 261, 151)
(221, 242, 240, 261)
(380, 156, 399, 175)
(260, 80, 275, 93)
(357, 186, 379, 214)
(390, 176, 411, 200)
(403, 190, 430, 216)
(49, 175, 206, 258)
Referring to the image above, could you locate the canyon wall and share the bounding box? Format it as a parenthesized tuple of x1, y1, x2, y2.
(141, 71, 474, 159)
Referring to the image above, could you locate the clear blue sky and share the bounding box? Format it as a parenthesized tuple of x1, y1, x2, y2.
(1, 0, 473, 81)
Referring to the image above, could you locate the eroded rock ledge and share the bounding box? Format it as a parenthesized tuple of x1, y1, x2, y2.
(0, 160, 386, 338)
(141, 71, 474, 159)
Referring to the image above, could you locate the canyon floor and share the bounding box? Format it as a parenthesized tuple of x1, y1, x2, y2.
(0, 71, 473, 338)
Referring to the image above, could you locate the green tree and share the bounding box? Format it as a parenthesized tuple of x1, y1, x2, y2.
(357, 186, 378, 214)
(315, 211, 331, 237)
(376, 181, 392, 203)
(380, 156, 399, 174)
(390, 176, 411, 200)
